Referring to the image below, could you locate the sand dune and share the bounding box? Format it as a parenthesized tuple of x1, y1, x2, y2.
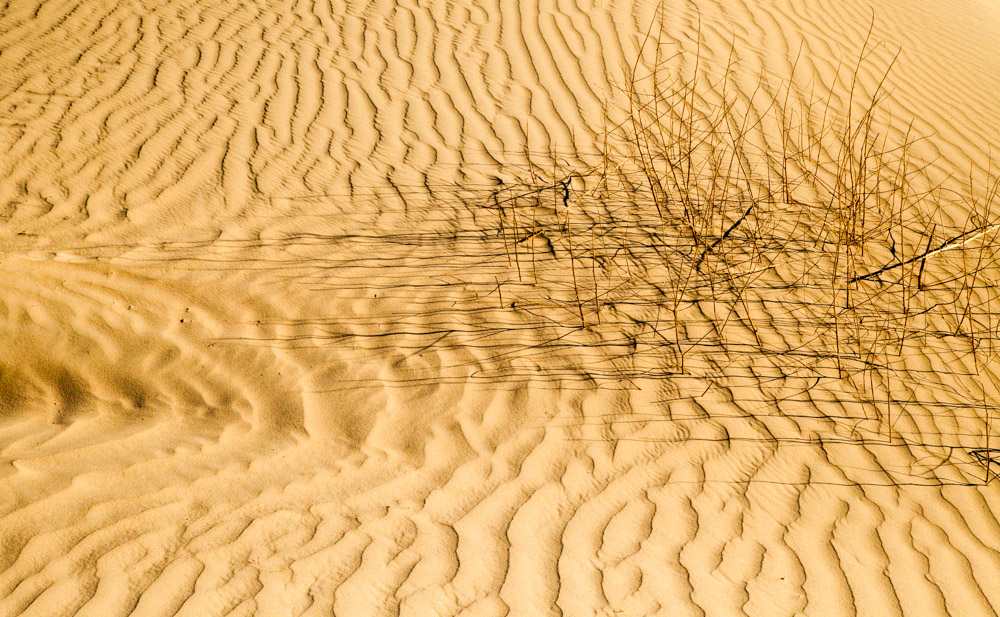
(2, 0, 1000, 615)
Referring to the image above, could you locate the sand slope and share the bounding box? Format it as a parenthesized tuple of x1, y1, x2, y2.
(2, 0, 1000, 615)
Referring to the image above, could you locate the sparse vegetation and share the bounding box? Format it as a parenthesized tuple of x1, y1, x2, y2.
(479, 20, 1000, 476)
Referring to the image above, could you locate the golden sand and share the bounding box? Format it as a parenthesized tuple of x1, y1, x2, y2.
(2, 0, 1000, 615)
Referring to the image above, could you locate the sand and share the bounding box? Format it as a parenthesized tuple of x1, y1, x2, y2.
(2, 0, 1000, 615)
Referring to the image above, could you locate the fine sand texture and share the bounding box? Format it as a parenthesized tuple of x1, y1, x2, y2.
(3, 0, 1000, 615)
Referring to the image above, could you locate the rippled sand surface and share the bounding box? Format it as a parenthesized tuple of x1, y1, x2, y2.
(2, 0, 1000, 615)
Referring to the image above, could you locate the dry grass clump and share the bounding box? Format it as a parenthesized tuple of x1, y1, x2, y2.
(477, 25, 1000, 470)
